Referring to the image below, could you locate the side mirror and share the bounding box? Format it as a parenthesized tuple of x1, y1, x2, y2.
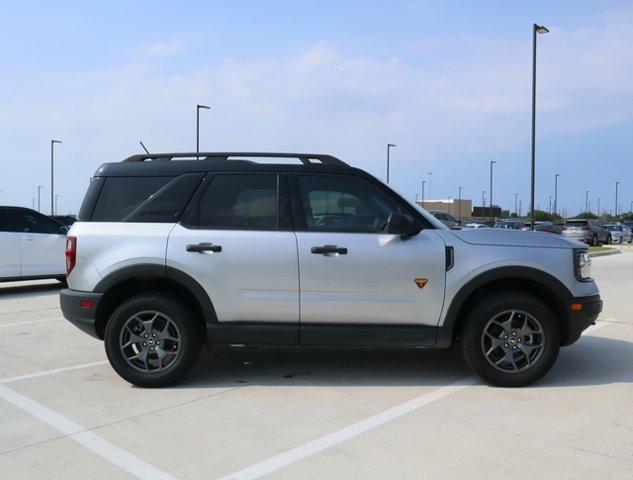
(59, 225, 69, 235)
(386, 212, 421, 237)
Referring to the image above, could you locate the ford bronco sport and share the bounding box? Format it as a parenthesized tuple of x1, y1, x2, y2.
(60, 152, 602, 388)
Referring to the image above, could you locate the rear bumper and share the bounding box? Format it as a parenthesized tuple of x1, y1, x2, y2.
(59, 288, 103, 339)
(564, 293, 602, 346)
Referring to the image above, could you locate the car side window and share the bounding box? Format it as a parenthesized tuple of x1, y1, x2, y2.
(5, 210, 62, 234)
(295, 174, 404, 233)
(187, 174, 279, 230)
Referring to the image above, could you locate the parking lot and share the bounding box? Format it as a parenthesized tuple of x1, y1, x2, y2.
(1, 249, 632, 480)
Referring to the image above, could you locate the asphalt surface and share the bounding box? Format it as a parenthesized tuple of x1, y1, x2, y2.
(1, 248, 632, 479)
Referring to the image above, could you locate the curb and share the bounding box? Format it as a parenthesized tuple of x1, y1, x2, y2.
(589, 249, 622, 258)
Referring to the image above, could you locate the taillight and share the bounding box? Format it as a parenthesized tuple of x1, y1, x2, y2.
(65, 236, 77, 275)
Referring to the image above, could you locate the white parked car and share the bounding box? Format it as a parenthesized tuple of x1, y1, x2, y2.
(61, 152, 602, 388)
(464, 222, 488, 229)
(604, 224, 632, 244)
(0, 206, 68, 282)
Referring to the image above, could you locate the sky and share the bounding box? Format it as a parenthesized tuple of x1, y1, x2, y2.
(1, 0, 632, 216)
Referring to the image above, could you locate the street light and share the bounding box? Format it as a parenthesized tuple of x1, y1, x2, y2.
(427, 172, 433, 199)
(530, 23, 549, 231)
(386, 144, 396, 183)
(196, 104, 211, 160)
(514, 193, 519, 216)
(553, 173, 559, 216)
(489, 160, 497, 222)
(458, 186, 463, 223)
(615, 181, 620, 217)
(421, 180, 427, 206)
(51, 139, 62, 215)
(448, 196, 452, 216)
(37, 185, 44, 212)
(585, 190, 589, 213)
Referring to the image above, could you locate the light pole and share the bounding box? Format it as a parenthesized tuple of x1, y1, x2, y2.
(530, 23, 549, 231)
(482, 190, 486, 209)
(489, 160, 497, 222)
(50, 139, 62, 215)
(585, 190, 589, 213)
(514, 193, 519, 217)
(196, 104, 211, 160)
(37, 185, 43, 212)
(548, 195, 552, 214)
(448, 196, 452, 216)
(630, 200, 632, 214)
(615, 181, 620, 217)
(421, 180, 426, 206)
(458, 186, 462, 223)
(553, 173, 559, 216)
(427, 172, 433, 199)
(386, 144, 396, 183)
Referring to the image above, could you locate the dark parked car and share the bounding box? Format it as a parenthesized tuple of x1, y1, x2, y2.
(562, 219, 610, 245)
(523, 221, 563, 234)
(429, 211, 459, 228)
(494, 220, 526, 230)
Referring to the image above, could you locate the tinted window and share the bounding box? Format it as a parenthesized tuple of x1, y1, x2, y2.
(91, 177, 171, 222)
(565, 221, 588, 227)
(188, 174, 278, 230)
(123, 173, 204, 223)
(0, 209, 61, 234)
(296, 175, 404, 233)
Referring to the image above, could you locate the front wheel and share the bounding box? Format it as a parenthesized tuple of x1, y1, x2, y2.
(591, 234, 598, 246)
(461, 291, 560, 387)
(104, 294, 202, 387)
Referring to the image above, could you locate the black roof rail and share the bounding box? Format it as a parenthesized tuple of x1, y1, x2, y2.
(122, 152, 349, 167)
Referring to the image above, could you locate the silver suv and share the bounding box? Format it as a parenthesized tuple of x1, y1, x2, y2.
(60, 152, 602, 388)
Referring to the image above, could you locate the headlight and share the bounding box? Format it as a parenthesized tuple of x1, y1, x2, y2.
(574, 249, 592, 281)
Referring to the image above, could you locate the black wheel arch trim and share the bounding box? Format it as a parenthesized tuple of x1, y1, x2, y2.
(438, 266, 574, 346)
(93, 264, 218, 325)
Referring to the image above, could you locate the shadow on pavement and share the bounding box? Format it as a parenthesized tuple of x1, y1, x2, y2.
(175, 334, 632, 389)
(0, 281, 64, 298)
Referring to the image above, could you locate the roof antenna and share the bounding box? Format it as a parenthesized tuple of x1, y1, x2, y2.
(139, 141, 150, 154)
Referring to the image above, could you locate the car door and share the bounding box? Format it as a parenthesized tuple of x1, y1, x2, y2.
(12, 209, 66, 277)
(0, 208, 22, 278)
(291, 173, 446, 340)
(166, 173, 299, 332)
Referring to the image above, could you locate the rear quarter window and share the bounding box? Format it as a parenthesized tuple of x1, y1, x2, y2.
(90, 176, 172, 222)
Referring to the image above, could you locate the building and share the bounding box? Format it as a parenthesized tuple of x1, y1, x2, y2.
(417, 199, 473, 220)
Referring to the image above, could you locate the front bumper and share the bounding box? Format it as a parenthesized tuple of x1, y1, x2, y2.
(59, 288, 103, 339)
(564, 293, 602, 345)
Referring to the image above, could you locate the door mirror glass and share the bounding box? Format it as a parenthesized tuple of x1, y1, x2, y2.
(386, 213, 421, 236)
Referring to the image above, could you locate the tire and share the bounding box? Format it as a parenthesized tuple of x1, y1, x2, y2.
(618, 236, 623, 244)
(104, 294, 202, 387)
(461, 291, 560, 387)
(591, 234, 597, 246)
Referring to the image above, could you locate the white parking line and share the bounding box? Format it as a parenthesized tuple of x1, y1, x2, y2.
(0, 384, 176, 480)
(0, 318, 61, 328)
(217, 320, 614, 480)
(1, 361, 108, 384)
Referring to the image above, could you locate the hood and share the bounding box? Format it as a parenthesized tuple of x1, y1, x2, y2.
(449, 228, 585, 249)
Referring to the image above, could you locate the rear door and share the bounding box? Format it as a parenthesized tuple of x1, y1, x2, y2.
(0, 208, 22, 278)
(12, 209, 66, 277)
(167, 173, 299, 331)
(291, 173, 446, 334)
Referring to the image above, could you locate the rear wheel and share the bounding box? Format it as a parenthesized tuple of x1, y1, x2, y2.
(591, 234, 598, 246)
(461, 291, 560, 387)
(104, 294, 202, 387)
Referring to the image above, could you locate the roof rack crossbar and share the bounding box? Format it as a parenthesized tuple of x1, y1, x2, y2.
(122, 152, 348, 167)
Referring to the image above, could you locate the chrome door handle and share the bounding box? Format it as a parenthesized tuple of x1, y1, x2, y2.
(311, 245, 347, 255)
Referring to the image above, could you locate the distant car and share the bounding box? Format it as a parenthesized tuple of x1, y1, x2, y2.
(604, 224, 632, 244)
(622, 220, 633, 232)
(464, 222, 488, 229)
(562, 219, 610, 246)
(0, 206, 68, 282)
(429, 211, 459, 228)
(523, 221, 563, 234)
(494, 220, 526, 230)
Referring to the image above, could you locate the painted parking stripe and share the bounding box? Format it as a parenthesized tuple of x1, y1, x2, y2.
(0, 318, 61, 328)
(0, 383, 176, 480)
(1, 361, 108, 384)
(217, 320, 613, 480)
